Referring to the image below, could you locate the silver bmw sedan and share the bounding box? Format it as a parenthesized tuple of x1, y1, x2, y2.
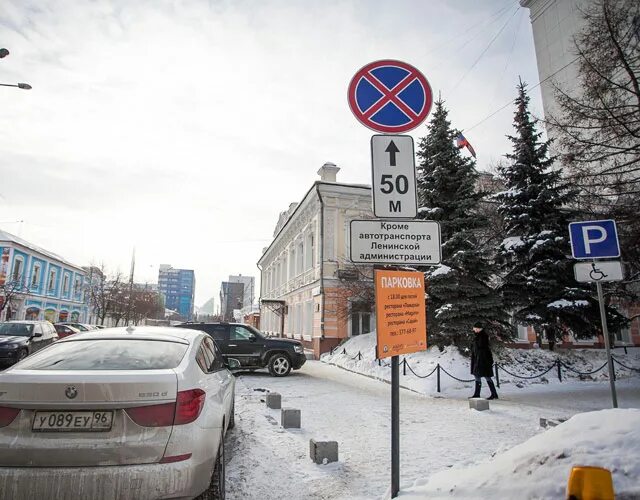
(0, 326, 237, 500)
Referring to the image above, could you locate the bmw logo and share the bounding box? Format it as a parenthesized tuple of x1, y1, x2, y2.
(65, 386, 78, 399)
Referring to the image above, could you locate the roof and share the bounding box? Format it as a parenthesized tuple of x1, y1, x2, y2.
(0, 229, 85, 272)
(258, 180, 371, 265)
(58, 326, 200, 344)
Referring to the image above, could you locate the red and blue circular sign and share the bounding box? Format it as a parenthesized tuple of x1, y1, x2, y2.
(348, 59, 433, 133)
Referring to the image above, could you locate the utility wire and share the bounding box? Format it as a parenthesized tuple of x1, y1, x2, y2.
(426, 0, 517, 58)
(452, 5, 522, 90)
(465, 56, 580, 132)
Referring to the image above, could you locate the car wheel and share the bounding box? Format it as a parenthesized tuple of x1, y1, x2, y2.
(268, 353, 291, 377)
(17, 349, 28, 361)
(227, 399, 235, 430)
(199, 433, 225, 500)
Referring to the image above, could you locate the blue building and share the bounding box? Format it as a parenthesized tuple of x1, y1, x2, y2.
(0, 229, 88, 323)
(158, 264, 195, 320)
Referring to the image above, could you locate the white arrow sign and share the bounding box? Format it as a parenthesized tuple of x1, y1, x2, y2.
(370, 135, 417, 219)
(574, 261, 624, 283)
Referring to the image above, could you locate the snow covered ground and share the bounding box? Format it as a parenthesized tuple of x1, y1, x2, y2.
(225, 354, 640, 499)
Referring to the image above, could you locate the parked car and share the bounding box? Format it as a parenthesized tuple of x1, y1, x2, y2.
(0, 326, 238, 499)
(175, 322, 306, 377)
(0, 321, 58, 366)
(53, 323, 82, 339)
(56, 322, 97, 332)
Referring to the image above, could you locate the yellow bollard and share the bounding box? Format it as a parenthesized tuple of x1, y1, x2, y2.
(566, 466, 615, 500)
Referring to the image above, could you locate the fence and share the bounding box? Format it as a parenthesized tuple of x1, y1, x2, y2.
(327, 346, 640, 393)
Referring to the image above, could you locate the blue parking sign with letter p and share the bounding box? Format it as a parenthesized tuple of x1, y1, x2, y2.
(569, 220, 620, 259)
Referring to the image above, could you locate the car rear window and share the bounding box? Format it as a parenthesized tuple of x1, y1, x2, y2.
(16, 339, 188, 370)
(0, 323, 34, 336)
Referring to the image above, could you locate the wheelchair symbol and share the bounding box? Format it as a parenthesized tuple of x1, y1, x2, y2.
(589, 263, 608, 281)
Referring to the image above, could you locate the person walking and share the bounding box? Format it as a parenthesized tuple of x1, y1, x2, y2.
(470, 321, 498, 400)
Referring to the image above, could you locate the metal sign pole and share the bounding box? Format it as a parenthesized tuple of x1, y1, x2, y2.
(391, 354, 400, 498)
(595, 279, 618, 408)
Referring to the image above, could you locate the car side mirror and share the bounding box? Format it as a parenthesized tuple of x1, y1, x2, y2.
(226, 358, 241, 369)
(33, 332, 43, 338)
(249, 335, 257, 343)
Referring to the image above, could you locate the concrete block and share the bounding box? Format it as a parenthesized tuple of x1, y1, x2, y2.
(281, 408, 301, 428)
(266, 392, 281, 409)
(469, 398, 489, 411)
(309, 439, 338, 464)
(540, 417, 567, 428)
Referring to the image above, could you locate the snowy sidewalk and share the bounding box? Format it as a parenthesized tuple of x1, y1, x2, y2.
(224, 361, 639, 499)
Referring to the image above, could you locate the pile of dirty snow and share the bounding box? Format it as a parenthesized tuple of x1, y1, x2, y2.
(398, 408, 640, 499)
(320, 332, 640, 395)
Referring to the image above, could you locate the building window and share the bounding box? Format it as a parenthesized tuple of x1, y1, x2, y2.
(31, 263, 41, 288)
(63, 274, 70, 295)
(350, 303, 372, 337)
(306, 234, 314, 270)
(12, 256, 24, 281)
(304, 301, 313, 336)
(289, 248, 295, 279)
(297, 241, 304, 275)
(74, 277, 81, 295)
(48, 269, 57, 292)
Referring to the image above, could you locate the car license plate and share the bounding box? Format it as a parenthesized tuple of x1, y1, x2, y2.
(32, 411, 114, 432)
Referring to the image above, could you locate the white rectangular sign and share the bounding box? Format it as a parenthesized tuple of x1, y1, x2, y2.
(350, 219, 441, 265)
(370, 135, 417, 219)
(574, 261, 624, 283)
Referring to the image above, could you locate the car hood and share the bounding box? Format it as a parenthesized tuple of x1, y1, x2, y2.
(265, 337, 302, 348)
(0, 336, 29, 346)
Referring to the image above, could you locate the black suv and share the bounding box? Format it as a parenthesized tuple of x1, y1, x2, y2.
(174, 322, 306, 377)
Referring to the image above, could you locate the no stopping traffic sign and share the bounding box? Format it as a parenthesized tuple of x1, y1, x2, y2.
(347, 60, 433, 133)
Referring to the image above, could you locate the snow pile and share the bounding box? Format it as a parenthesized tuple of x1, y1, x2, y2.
(321, 332, 640, 395)
(399, 409, 640, 499)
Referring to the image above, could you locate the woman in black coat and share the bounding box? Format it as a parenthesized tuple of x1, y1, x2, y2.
(470, 322, 498, 400)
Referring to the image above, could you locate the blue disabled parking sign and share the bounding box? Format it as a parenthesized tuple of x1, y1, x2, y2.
(569, 220, 620, 259)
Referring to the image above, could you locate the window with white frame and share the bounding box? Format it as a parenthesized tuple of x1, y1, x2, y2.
(12, 256, 24, 281)
(517, 324, 529, 341)
(304, 301, 313, 336)
(350, 302, 372, 337)
(48, 269, 57, 292)
(297, 241, 304, 275)
(31, 263, 41, 288)
(289, 247, 295, 278)
(63, 274, 70, 295)
(295, 303, 302, 334)
(280, 257, 286, 284)
(74, 276, 81, 295)
(305, 234, 314, 270)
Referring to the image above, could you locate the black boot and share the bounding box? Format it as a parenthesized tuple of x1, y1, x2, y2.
(486, 379, 499, 400)
(469, 381, 481, 398)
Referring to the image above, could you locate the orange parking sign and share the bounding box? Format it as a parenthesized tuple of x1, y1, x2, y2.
(375, 269, 427, 359)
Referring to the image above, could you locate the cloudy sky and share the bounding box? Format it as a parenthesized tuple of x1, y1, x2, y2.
(1, 0, 543, 308)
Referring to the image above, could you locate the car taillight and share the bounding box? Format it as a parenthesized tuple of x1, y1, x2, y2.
(175, 389, 206, 425)
(0, 407, 20, 427)
(160, 453, 192, 463)
(126, 402, 175, 427)
(125, 389, 205, 427)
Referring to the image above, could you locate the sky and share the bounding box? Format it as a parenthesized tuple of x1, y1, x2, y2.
(0, 0, 544, 308)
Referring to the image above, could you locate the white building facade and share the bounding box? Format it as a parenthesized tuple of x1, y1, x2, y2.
(258, 163, 374, 358)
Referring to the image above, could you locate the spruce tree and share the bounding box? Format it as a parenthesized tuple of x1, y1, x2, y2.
(416, 98, 508, 348)
(495, 81, 626, 342)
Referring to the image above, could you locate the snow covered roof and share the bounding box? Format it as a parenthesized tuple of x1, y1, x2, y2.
(0, 228, 85, 272)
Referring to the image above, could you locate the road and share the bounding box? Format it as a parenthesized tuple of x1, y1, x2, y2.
(223, 361, 640, 500)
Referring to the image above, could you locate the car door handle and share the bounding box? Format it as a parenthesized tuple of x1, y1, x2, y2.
(228, 344, 237, 347)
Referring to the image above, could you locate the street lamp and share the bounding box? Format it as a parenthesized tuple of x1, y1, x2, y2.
(1, 48, 32, 90)
(0, 83, 31, 90)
